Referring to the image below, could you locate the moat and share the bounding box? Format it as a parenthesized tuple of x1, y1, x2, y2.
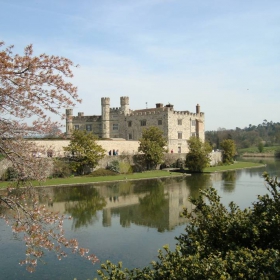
(0, 158, 279, 279)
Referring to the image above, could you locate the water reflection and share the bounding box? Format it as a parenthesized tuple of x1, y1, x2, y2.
(221, 171, 238, 193)
(1, 159, 280, 279)
(184, 174, 211, 197)
(32, 177, 208, 232)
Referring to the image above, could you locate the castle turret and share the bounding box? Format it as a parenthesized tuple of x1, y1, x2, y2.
(101, 97, 110, 138)
(120, 96, 129, 115)
(66, 109, 73, 138)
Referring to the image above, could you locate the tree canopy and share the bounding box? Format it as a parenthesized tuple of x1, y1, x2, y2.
(97, 173, 280, 279)
(206, 120, 280, 149)
(64, 130, 106, 175)
(0, 41, 97, 272)
(138, 126, 167, 170)
(220, 139, 236, 164)
(185, 136, 212, 172)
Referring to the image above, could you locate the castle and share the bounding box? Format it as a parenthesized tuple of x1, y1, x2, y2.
(66, 96, 205, 153)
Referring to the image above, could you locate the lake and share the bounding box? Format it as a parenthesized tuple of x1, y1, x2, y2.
(0, 158, 279, 279)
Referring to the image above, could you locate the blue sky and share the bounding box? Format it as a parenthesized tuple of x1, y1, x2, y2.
(1, 0, 280, 130)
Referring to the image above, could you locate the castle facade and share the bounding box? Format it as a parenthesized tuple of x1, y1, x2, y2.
(66, 96, 205, 153)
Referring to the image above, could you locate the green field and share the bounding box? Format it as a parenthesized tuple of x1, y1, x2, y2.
(238, 145, 280, 154)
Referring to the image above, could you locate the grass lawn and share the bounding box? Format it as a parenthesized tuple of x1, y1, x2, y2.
(203, 161, 265, 173)
(0, 170, 182, 189)
(0, 162, 265, 189)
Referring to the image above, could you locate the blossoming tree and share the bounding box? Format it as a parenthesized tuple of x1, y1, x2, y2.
(0, 41, 98, 272)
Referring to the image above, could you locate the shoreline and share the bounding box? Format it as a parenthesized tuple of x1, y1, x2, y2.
(0, 162, 266, 189)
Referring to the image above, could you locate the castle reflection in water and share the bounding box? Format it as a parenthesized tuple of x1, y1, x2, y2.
(38, 176, 214, 232)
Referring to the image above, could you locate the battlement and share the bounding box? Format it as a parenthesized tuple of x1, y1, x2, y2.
(73, 115, 101, 122)
(120, 96, 129, 106)
(66, 96, 205, 146)
(110, 107, 121, 112)
(101, 97, 110, 106)
(66, 108, 73, 116)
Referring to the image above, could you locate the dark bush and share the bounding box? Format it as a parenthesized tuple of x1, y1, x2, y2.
(52, 159, 72, 178)
(1, 167, 18, 181)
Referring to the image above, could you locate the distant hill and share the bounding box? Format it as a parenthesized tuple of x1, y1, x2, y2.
(205, 120, 280, 149)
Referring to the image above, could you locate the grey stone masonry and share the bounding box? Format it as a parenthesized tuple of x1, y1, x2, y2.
(66, 97, 205, 153)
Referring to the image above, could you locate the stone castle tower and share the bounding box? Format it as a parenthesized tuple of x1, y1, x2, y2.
(101, 97, 110, 138)
(65, 96, 204, 153)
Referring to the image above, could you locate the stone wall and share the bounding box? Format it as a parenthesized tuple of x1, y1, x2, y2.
(28, 139, 140, 157)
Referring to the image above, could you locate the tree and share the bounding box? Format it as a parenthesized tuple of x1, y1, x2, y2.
(220, 139, 236, 164)
(258, 141, 264, 153)
(64, 130, 106, 175)
(138, 126, 167, 170)
(97, 173, 280, 279)
(185, 136, 212, 172)
(0, 41, 97, 272)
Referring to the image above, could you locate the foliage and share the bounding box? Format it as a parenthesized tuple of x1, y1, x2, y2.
(52, 159, 72, 178)
(97, 173, 280, 279)
(64, 130, 106, 175)
(107, 160, 120, 173)
(1, 166, 18, 181)
(0, 41, 97, 272)
(119, 162, 133, 174)
(138, 126, 167, 170)
(91, 168, 117, 177)
(220, 139, 236, 164)
(107, 160, 133, 174)
(206, 120, 280, 150)
(258, 142, 264, 153)
(185, 137, 212, 172)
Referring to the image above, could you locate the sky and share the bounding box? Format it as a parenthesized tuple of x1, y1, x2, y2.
(1, 0, 280, 131)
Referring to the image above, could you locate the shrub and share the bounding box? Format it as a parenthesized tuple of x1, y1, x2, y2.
(119, 162, 133, 174)
(91, 168, 117, 177)
(1, 167, 18, 181)
(52, 159, 72, 178)
(107, 160, 120, 173)
(97, 173, 280, 279)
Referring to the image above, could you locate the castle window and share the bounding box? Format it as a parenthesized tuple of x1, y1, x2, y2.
(86, 124, 92, 131)
(128, 133, 132, 140)
(178, 119, 182, 125)
(178, 132, 182, 139)
(128, 121, 132, 127)
(113, 124, 118, 130)
(192, 120, 196, 126)
(74, 125, 79, 130)
(158, 119, 162, 125)
(140, 120, 146, 126)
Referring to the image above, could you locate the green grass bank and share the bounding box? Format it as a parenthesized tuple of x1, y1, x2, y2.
(0, 161, 265, 189)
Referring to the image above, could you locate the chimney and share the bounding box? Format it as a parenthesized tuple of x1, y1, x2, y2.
(196, 104, 200, 114)
(156, 103, 163, 108)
